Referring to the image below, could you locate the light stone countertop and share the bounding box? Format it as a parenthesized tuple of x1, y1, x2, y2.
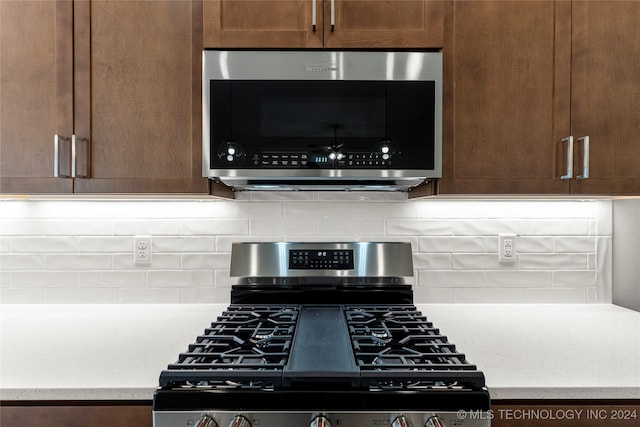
(1, 304, 639, 401)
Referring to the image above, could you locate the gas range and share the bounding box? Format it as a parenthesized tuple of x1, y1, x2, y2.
(153, 242, 490, 427)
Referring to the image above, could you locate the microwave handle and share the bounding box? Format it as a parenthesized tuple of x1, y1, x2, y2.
(560, 136, 573, 180)
(311, 0, 316, 32)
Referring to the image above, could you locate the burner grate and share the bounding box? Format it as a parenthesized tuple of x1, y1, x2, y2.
(159, 304, 486, 391)
(159, 305, 298, 387)
(344, 305, 484, 389)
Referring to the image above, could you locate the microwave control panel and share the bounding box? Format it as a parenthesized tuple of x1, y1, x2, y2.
(252, 151, 393, 168)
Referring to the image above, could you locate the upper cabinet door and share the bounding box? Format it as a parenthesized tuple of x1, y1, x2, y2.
(72, 0, 208, 194)
(203, 0, 323, 48)
(324, 0, 443, 48)
(203, 0, 442, 48)
(570, 1, 640, 195)
(0, 0, 74, 194)
(439, 1, 572, 194)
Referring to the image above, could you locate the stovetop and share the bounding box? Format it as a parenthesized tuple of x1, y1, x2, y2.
(158, 304, 486, 392)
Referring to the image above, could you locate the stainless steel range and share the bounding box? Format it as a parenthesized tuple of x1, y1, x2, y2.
(153, 242, 490, 427)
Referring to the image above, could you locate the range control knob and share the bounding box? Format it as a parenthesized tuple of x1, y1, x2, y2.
(196, 415, 218, 427)
(310, 415, 333, 427)
(391, 415, 413, 427)
(229, 415, 251, 427)
(425, 416, 446, 427)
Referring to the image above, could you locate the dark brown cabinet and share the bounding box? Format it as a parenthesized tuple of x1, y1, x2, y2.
(440, 0, 640, 195)
(203, 0, 443, 49)
(0, 0, 74, 194)
(0, 403, 152, 427)
(1, 0, 209, 194)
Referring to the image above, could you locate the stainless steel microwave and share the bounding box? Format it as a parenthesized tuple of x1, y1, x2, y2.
(203, 50, 442, 191)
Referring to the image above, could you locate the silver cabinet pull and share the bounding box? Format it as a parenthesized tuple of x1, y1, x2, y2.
(576, 136, 589, 179)
(330, 0, 335, 31)
(72, 135, 91, 178)
(312, 0, 316, 32)
(54, 134, 72, 178)
(560, 136, 574, 180)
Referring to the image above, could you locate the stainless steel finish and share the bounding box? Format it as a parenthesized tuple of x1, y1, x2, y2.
(229, 415, 251, 427)
(312, 0, 317, 32)
(577, 135, 590, 179)
(213, 176, 427, 192)
(310, 415, 333, 427)
(72, 135, 90, 179)
(196, 415, 218, 427)
(71, 134, 77, 178)
(330, 0, 335, 31)
(425, 416, 446, 427)
(560, 136, 574, 180)
(54, 134, 71, 178)
(153, 411, 491, 427)
(229, 242, 413, 281)
(391, 415, 413, 427)
(202, 50, 443, 189)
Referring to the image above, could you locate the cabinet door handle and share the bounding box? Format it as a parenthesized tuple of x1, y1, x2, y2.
(330, 0, 335, 31)
(560, 136, 574, 180)
(312, 0, 316, 32)
(72, 135, 91, 178)
(54, 134, 72, 178)
(576, 136, 589, 179)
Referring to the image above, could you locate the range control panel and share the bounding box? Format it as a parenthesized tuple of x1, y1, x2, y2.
(289, 249, 354, 270)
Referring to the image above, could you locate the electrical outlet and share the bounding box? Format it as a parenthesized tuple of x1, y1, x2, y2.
(134, 235, 152, 265)
(499, 234, 517, 263)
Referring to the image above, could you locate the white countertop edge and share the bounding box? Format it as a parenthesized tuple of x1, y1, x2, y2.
(0, 387, 155, 402)
(489, 387, 640, 400)
(3, 386, 640, 403)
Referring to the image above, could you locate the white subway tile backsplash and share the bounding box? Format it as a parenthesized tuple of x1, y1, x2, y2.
(0, 197, 612, 304)
(78, 271, 146, 288)
(0, 219, 45, 235)
(45, 219, 114, 236)
(148, 270, 213, 288)
(419, 236, 485, 253)
(45, 288, 113, 304)
(485, 270, 552, 288)
(553, 271, 597, 288)
(518, 254, 588, 270)
(182, 219, 249, 236)
(113, 287, 181, 303)
(386, 219, 453, 236)
(520, 288, 588, 303)
(452, 288, 523, 303)
(10, 271, 77, 287)
(412, 253, 452, 270)
(45, 254, 112, 270)
(0, 288, 45, 303)
(418, 270, 485, 288)
(553, 236, 596, 253)
(318, 218, 385, 236)
(250, 219, 317, 236)
(0, 237, 10, 253)
(1, 254, 45, 270)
